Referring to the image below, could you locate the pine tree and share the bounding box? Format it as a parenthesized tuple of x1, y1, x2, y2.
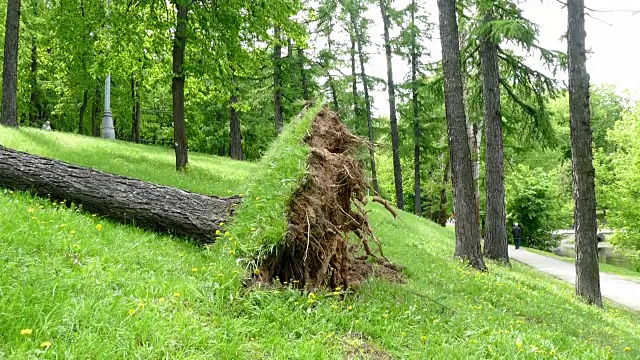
(478, 2, 508, 263)
(1, 0, 21, 127)
(567, 0, 602, 306)
(437, 0, 486, 270)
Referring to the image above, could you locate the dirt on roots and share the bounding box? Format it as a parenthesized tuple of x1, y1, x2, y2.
(256, 107, 404, 290)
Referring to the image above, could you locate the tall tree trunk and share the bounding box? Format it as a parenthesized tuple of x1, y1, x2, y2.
(297, 46, 310, 101)
(349, 33, 362, 134)
(273, 26, 284, 135)
(229, 75, 242, 160)
(379, 0, 404, 210)
(351, 8, 380, 195)
(568, 0, 602, 306)
(437, 156, 450, 227)
(437, 0, 486, 270)
(131, 77, 141, 143)
(410, 0, 421, 216)
(480, 8, 508, 263)
(91, 87, 100, 137)
(1, 0, 21, 127)
(326, 31, 340, 111)
(172, 1, 189, 171)
(473, 124, 481, 226)
(78, 90, 88, 134)
(29, 36, 39, 126)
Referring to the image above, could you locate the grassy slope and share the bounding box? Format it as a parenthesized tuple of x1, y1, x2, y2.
(0, 127, 257, 196)
(1, 128, 640, 359)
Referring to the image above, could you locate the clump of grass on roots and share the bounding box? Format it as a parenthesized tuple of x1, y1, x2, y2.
(223, 104, 320, 276)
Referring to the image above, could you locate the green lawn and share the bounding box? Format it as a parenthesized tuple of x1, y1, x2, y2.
(1, 128, 639, 359)
(524, 247, 640, 281)
(0, 126, 257, 196)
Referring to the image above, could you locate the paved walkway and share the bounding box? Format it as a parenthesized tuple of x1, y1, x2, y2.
(508, 246, 640, 311)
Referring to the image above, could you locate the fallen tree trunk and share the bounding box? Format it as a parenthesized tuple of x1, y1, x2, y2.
(0, 146, 239, 243)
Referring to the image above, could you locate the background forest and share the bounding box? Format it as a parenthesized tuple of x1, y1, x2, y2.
(2, 0, 640, 269)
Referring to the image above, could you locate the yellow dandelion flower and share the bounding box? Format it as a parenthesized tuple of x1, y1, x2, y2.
(159, 297, 165, 303)
(228, 250, 235, 255)
(31, 216, 36, 220)
(255, 197, 260, 200)
(239, 193, 245, 197)
(128, 309, 136, 315)
(348, 305, 353, 310)
(250, 227, 256, 231)
(20, 329, 32, 336)
(70, 230, 76, 234)
(215, 229, 221, 235)
(174, 292, 181, 297)
(335, 287, 342, 291)
(96, 224, 103, 231)
(625, 347, 631, 352)
(253, 268, 261, 275)
(308, 292, 316, 299)
(73, 244, 80, 249)
(420, 335, 427, 343)
(224, 231, 230, 237)
(40, 341, 52, 348)
(60, 224, 67, 228)
(138, 302, 145, 309)
(28, 208, 35, 213)
(383, 313, 389, 318)
(219, 222, 225, 227)
(192, 267, 198, 272)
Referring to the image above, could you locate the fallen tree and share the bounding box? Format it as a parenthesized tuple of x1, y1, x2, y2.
(0, 146, 239, 242)
(0, 106, 401, 289)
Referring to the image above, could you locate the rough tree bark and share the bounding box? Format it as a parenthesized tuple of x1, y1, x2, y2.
(437, 0, 486, 270)
(172, 1, 189, 171)
(379, 0, 404, 210)
(351, 8, 380, 195)
(229, 75, 243, 160)
(1, 0, 21, 127)
(568, 0, 602, 306)
(273, 26, 284, 135)
(91, 87, 100, 137)
(481, 8, 509, 263)
(0, 146, 239, 243)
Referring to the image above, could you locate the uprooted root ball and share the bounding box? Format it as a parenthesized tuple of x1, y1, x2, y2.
(256, 107, 403, 289)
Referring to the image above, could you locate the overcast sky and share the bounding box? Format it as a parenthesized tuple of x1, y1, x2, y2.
(350, 0, 640, 117)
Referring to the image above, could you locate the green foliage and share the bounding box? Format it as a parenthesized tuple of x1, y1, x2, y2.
(505, 164, 568, 250)
(226, 104, 320, 272)
(596, 104, 640, 270)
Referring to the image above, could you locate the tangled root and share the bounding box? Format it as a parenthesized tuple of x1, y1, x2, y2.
(255, 106, 402, 289)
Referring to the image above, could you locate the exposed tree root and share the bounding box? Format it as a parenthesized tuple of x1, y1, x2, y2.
(255, 106, 403, 289)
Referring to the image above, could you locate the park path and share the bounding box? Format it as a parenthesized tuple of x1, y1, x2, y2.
(508, 246, 640, 311)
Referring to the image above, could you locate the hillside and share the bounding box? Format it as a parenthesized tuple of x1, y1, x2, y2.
(1, 124, 639, 359)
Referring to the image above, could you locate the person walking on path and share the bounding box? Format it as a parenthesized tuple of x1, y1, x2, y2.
(512, 223, 522, 249)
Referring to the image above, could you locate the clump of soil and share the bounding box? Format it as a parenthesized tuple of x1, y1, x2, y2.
(256, 106, 403, 289)
(344, 332, 394, 360)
